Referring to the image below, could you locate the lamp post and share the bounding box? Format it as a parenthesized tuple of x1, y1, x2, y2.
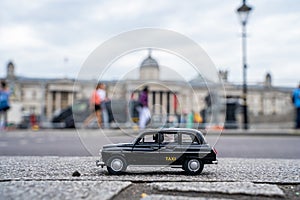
(236, 0, 252, 130)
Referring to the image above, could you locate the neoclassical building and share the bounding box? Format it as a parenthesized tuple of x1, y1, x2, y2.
(5, 61, 77, 123)
(2, 53, 295, 128)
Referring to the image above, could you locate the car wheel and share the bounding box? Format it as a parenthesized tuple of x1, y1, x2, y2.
(107, 156, 127, 175)
(183, 158, 204, 175)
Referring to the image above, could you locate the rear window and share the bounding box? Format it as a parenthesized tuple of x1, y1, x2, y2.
(181, 133, 200, 145)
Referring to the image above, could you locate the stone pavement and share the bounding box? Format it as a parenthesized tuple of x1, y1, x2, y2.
(0, 157, 299, 199)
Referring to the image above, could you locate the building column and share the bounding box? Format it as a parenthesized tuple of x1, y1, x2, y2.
(55, 92, 61, 111)
(46, 92, 53, 119)
(152, 91, 156, 113)
(159, 91, 163, 115)
(155, 91, 160, 115)
(148, 91, 153, 112)
(166, 92, 170, 116)
(68, 92, 73, 106)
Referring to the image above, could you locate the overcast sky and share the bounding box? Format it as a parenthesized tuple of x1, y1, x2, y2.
(1, 0, 299, 87)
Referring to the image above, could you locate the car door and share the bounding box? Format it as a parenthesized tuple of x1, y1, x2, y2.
(180, 132, 203, 158)
(131, 132, 160, 165)
(159, 132, 182, 165)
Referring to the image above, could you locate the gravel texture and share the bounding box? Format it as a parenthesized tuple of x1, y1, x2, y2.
(141, 194, 230, 200)
(1, 156, 299, 199)
(1, 157, 299, 184)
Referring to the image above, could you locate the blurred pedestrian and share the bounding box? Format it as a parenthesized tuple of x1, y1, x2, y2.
(83, 83, 102, 128)
(292, 83, 300, 129)
(186, 110, 194, 128)
(30, 111, 39, 131)
(0, 80, 10, 130)
(194, 111, 203, 124)
(138, 86, 150, 129)
(97, 83, 109, 129)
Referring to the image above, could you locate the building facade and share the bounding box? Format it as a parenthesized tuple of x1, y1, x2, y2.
(3, 54, 295, 128)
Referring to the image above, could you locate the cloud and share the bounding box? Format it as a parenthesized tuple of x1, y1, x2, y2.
(0, 25, 45, 49)
(0, 0, 300, 87)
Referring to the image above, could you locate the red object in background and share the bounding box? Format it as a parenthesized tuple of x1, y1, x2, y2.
(173, 94, 178, 113)
(30, 114, 37, 126)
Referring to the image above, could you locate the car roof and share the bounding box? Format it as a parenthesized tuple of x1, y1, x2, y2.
(139, 128, 204, 136)
(136, 128, 207, 144)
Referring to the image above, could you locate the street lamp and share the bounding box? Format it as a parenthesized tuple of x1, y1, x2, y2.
(236, 0, 252, 130)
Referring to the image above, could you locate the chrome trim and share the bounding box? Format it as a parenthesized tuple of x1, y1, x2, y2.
(96, 160, 105, 168)
(212, 160, 218, 164)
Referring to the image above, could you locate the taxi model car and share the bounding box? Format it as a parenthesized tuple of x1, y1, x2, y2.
(96, 128, 217, 175)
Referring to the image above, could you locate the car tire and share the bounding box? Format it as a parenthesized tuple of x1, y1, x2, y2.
(107, 156, 127, 175)
(183, 158, 204, 175)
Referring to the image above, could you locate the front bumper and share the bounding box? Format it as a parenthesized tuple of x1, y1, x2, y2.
(96, 160, 105, 168)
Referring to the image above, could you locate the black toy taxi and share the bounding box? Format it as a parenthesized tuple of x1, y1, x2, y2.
(96, 128, 217, 175)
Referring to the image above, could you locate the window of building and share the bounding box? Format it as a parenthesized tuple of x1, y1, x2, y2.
(32, 91, 37, 100)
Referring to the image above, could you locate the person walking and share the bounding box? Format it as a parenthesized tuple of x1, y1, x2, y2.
(138, 86, 150, 129)
(83, 83, 102, 128)
(292, 83, 300, 129)
(97, 83, 109, 129)
(0, 80, 10, 130)
(186, 110, 194, 128)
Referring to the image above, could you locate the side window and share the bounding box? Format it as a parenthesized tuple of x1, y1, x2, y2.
(181, 133, 200, 145)
(138, 133, 158, 144)
(161, 133, 178, 144)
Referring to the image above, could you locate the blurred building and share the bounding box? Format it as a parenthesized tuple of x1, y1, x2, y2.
(4, 62, 79, 123)
(2, 55, 294, 128)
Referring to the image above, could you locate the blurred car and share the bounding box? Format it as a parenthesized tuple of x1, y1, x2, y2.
(51, 99, 126, 128)
(52, 100, 92, 128)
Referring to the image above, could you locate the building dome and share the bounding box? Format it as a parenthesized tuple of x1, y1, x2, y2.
(139, 50, 160, 80)
(140, 55, 159, 70)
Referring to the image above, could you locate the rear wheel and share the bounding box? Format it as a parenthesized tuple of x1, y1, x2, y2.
(107, 156, 127, 175)
(183, 158, 204, 175)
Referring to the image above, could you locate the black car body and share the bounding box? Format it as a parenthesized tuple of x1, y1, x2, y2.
(96, 128, 217, 175)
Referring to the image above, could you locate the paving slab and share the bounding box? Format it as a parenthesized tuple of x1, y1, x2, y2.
(0, 180, 131, 200)
(150, 182, 285, 197)
(141, 194, 231, 200)
(1, 157, 299, 184)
